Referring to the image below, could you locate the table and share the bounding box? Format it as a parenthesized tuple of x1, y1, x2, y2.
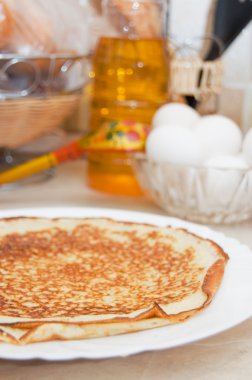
(1, 160, 252, 380)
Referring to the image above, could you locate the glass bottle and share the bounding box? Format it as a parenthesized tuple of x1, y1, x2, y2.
(87, 0, 170, 195)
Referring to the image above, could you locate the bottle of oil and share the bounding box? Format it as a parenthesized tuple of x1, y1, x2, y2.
(87, 0, 170, 195)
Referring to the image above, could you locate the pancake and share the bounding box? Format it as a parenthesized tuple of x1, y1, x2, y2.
(0, 217, 228, 345)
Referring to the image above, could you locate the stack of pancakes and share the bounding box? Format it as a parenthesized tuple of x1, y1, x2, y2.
(0, 217, 228, 345)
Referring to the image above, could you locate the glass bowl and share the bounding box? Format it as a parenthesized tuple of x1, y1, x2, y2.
(0, 53, 89, 99)
(133, 154, 252, 224)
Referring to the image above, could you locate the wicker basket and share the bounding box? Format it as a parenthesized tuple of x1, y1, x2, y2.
(170, 57, 224, 99)
(0, 53, 88, 149)
(0, 94, 80, 149)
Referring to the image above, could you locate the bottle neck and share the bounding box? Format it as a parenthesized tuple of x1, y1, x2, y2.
(102, 0, 169, 40)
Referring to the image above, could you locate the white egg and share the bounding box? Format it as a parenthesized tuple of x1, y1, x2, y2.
(152, 103, 200, 129)
(146, 124, 203, 165)
(242, 128, 252, 166)
(194, 115, 242, 161)
(204, 154, 249, 169)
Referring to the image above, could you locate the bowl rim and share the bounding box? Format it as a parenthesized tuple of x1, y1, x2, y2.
(133, 153, 252, 173)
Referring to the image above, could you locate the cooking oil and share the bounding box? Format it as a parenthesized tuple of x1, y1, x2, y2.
(87, 36, 170, 195)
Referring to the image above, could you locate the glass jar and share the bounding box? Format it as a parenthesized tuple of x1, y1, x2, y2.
(87, 0, 170, 196)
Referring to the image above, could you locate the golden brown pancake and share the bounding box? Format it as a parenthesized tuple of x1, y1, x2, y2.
(0, 217, 228, 345)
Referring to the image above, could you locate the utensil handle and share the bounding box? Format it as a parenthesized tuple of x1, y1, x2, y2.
(0, 154, 57, 185)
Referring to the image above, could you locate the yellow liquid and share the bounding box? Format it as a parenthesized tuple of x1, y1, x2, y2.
(87, 37, 170, 196)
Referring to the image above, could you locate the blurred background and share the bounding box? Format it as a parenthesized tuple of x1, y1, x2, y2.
(170, 0, 252, 132)
(90, 0, 252, 132)
(1, 0, 252, 224)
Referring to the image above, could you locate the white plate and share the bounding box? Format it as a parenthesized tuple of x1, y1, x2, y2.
(0, 207, 252, 361)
